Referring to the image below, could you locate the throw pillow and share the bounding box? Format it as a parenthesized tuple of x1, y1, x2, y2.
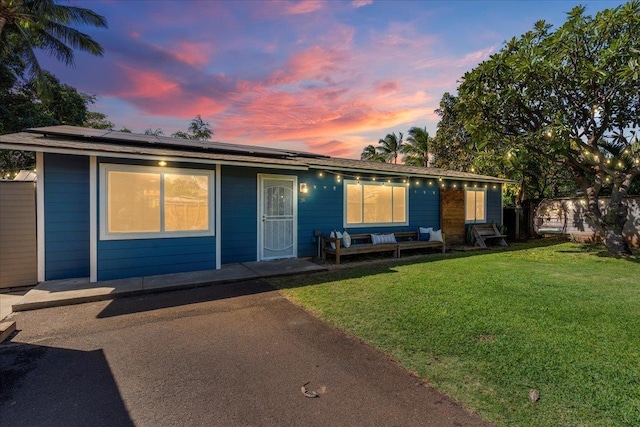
(371, 233, 397, 244)
(330, 230, 343, 249)
(418, 227, 431, 241)
(429, 229, 443, 242)
(342, 230, 352, 248)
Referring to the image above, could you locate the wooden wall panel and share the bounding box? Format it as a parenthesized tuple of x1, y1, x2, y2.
(440, 188, 465, 246)
(0, 182, 37, 288)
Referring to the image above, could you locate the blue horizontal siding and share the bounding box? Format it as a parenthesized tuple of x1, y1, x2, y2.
(220, 166, 259, 263)
(97, 237, 216, 281)
(100, 261, 217, 281)
(44, 153, 90, 280)
(487, 185, 503, 224)
(297, 171, 343, 258)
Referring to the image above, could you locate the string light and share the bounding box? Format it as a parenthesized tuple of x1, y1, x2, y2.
(307, 169, 501, 190)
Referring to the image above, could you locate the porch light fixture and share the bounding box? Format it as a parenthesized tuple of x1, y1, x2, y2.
(158, 161, 167, 167)
(299, 183, 309, 194)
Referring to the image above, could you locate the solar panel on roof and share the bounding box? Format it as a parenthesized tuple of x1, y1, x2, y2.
(33, 125, 110, 138)
(24, 126, 329, 159)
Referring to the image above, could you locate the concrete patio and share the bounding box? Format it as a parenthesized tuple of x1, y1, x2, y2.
(10, 259, 327, 313)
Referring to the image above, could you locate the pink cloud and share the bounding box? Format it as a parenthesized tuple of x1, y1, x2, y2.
(285, 0, 324, 15)
(267, 45, 346, 86)
(111, 64, 226, 119)
(306, 139, 355, 157)
(351, 0, 373, 8)
(115, 64, 180, 98)
(376, 81, 399, 95)
(170, 41, 216, 68)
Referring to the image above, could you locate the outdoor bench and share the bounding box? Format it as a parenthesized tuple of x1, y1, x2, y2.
(471, 223, 508, 248)
(536, 215, 567, 236)
(394, 231, 446, 257)
(322, 231, 445, 264)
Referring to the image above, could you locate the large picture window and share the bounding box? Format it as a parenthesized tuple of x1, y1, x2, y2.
(344, 180, 408, 227)
(465, 188, 486, 223)
(100, 164, 214, 240)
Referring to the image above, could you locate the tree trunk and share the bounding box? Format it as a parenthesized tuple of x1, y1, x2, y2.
(601, 199, 631, 256)
(586, 188, 632, 256)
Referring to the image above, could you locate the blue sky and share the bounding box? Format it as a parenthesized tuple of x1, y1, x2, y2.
(41, 0, 623, 158)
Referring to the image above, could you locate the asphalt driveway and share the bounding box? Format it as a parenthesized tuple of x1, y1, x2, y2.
(0, 280, 491, 426)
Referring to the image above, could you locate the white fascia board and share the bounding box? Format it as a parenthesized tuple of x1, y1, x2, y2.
(89, 157, 97, 282)
(0, 143, 307, 171)
(215, 165, 222, 270)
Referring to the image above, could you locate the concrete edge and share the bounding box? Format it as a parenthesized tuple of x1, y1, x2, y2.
(0, 320, 17, 343)
(11, 275, 266, 313)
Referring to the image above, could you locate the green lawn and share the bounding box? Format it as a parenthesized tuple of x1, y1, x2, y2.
(270, 242, 640, 426)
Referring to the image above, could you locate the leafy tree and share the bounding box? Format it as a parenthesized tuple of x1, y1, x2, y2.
(456, 1, 640, 255)
(0, 0, 107, 95)
(376, 132, 404, 164)
(83, 111, 114, 130)
(360, 144, 386, 162)
(431, 93, 474, 171)
(432, 93, 577, 207)
(403, 126, 431, 167)
(0, 66, 94, 176)
(172, 115, 213, 141)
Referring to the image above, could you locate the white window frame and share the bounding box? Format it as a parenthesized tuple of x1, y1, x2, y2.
(343, 179, 409, 228)
(99, 163, 215, 240)
(465, 188, 487, 224)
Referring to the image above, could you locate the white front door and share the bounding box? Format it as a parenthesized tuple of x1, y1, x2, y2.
(258, 175, 297, 261)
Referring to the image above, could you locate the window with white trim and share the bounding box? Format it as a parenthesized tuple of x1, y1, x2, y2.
(100, 164, 214, 240)
(465, 188, 486, 223)
(344, 180, 408, 227)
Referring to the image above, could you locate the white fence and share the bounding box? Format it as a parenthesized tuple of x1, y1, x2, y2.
(534, 197, 640, 248)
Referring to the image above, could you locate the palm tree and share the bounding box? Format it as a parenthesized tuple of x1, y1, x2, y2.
(377, 132, 404, 164)
(403, 126, 431, 167)
(0, 0, 108, 93)
(360, 144, 386, 162)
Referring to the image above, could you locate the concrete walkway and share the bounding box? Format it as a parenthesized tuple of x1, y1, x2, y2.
(11, 259, 327, 313)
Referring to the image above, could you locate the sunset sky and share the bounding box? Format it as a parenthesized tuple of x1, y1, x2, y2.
(40, 0, 621, 159)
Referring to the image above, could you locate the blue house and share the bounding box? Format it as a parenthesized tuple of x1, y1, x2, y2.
(0, 126, 508, 283)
